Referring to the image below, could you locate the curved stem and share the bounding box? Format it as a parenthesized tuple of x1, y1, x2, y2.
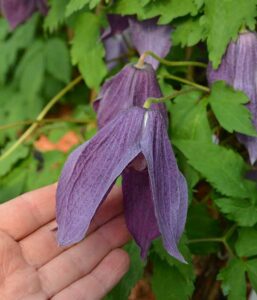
(188, 237, 223, 244)
(188, 224, 237, 258)
(143, 87, 197, 108)
(0, 75, 83, 161)
(145, 51, 208, 68)
(162, 73, 210, 93)
(0, 117, 89, 131)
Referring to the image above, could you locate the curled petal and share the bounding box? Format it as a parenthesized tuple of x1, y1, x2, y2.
(129, 17, 172, 69)
(122, 168, 160, 258)
(140, 110, 188, 262)
(57, 107, 145, 246)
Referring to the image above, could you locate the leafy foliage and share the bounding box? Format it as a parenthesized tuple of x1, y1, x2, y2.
(71, 12, 107, 89)
(174, 140, 251, 198)
(1, 1, 257, 299)
(201, 0, 256, 68)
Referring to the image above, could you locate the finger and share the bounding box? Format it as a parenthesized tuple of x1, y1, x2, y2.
(0, 184, 57, 240)
(52, 249, 130, 300)
(38, 215, 130, 298)
(20, 186, 123, 268)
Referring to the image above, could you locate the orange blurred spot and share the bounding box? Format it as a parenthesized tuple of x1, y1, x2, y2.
(35, 131, 80, 153)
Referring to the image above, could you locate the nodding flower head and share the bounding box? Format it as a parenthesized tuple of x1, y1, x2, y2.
(56, 107, 188, 262)
(207, 31, 257, 164)
(102, 15, 172, 70)
(94, 62, 167, 129)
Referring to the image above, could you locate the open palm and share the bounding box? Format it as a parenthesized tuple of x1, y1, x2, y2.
(0, 184, 130, 300)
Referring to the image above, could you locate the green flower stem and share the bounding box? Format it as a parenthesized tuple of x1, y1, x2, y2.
(145, 51, 208, 68)
(188, 237, 223, 244)
(0, 75, 83, 162)
(188, 224, 237, 258)
(0, 117, 90, 131)
(143, 87, 197, 109)
(162, 73, 210, 93)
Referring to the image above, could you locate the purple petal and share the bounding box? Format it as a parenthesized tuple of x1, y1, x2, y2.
(101, 14, 129, 40)
(1, 0, 47, 29)
(129, 17, 172, 69)
(96, 63, 167, 128)
(56, 107, 145, 246)
(103, 32, 131, 70)
(1, 0, 36, 28)
(207, 42, 236, 86)
(140, 110, 188, 262)
(122, 168, 160, 258)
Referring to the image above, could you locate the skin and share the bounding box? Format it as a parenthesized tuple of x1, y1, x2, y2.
(0, 184, 131, 300)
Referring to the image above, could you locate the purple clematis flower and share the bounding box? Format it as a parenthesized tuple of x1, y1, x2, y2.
(1, 0, 48, 29)
(56, 106, 188, 262)
(207, 31, 257, 164)
(94, 62, 167, 129)
(102, 15, 172, 70)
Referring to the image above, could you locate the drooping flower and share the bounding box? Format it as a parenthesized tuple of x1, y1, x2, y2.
(94, 62, 167, 129)
(1, 0, 48, 29)
(102, 15, 172, 70)
(207, 31, 257, 164)
(56, 107, 188, 262)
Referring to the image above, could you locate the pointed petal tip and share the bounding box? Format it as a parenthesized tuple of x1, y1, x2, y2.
(166, 247, 187, 264)
(57, 230, 84, 247)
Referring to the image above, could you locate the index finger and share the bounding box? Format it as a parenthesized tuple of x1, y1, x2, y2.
(0, 184, 57, 240)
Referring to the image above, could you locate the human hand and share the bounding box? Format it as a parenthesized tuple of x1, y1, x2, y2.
(0, 184, 130, 300)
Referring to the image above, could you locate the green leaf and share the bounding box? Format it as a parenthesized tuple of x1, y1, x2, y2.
(111, 0, 144, 15)
(151, 252, 194, 300)
(0, 143, 29, 176)
(0, 16, 37, 84)
(174, 140, 250, 198)
(44, 0, 70, 32)
(0, 161, 28, 203)
(172, 17, 206, 47)
(246, 259, 257, 292)
(105, 241, 144, 299)
(71, 12, 107, 89)
(170, 90, 212, 142)
(45, 38, 71, 83)
(218, 259, 246, 300)
(66, 0, 100, 16)
(235, 228, 257, 257)
(143, 0, 198, 24)
(15, 40, 45, 98)
(215, 198, 257, 227)
(201, 0, 256, 68)
(208, 81, 257, 136)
